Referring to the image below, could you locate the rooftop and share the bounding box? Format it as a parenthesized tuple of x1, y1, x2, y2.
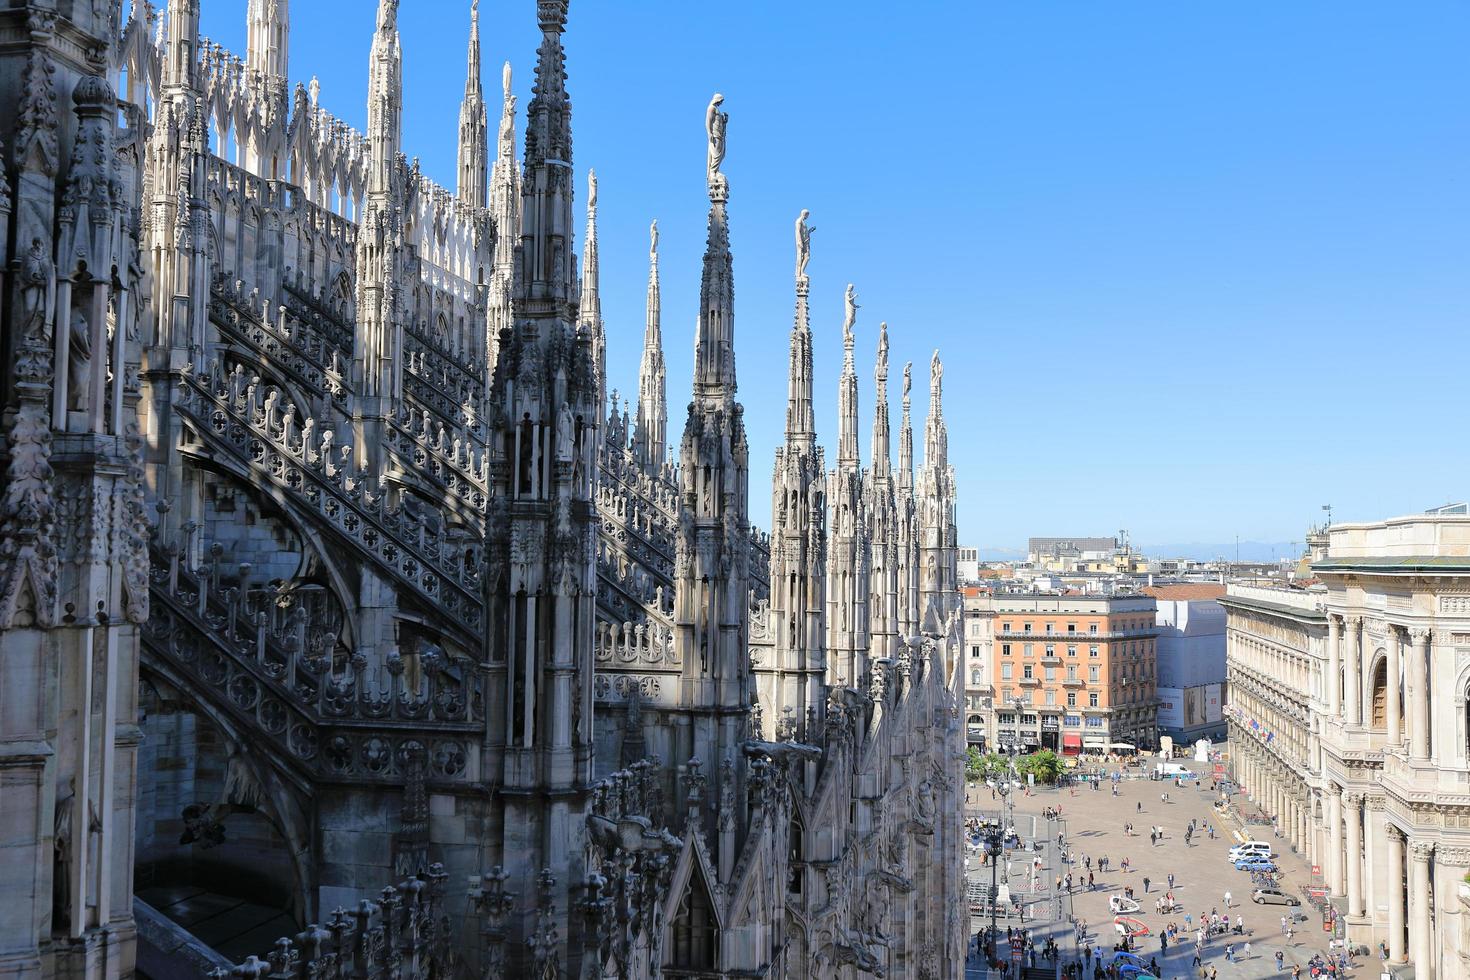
(1142, 584, 1226, 601)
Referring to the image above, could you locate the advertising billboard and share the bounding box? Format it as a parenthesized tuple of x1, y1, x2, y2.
(1156, 687, 1184, 729)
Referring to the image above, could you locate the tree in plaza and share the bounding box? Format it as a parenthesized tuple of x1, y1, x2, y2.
(1016, 749, 1064, 784)
(965, 746, 986, 783)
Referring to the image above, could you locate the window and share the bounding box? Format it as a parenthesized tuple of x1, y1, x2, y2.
(1002, 622, 1011, 633)
(1022, 714, 1037, 725)
(1065, 714, 1081, 726)
(1001, 644, 1011, 656)
(1086, 716, 1104, 727)
(1044, 666, 1055, 682)
(1023, 665, 1033, 680)
(1089, 624, 1098, 634)
(1067, 645, 1077, 657)
(1089, 645, 1099, 658)
(1002, 687, 1012, 701)
(970, 669, 981, 686)
(1023, 623, 1033, 634)
(1067, 623, 1077, 633)
(1024, 644, 1034, 657)
(1089, 693, 1099, 707)
(1002, 663, 1013, 680)
(1067, 692, 1077, 707)
(1066, 666, 1077, 681)
(1045, 644, 1055, 657)
(1024, 690, 1035, 705)
(1045, 689, 1056, 705)
(998, 713, 1015, 724)
(1044, 624, 1054, 634)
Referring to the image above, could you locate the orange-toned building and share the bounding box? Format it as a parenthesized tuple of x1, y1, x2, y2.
(988, 594, 1159, 754)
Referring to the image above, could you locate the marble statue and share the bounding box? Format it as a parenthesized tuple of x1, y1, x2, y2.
(67, 309, 92, 413)
(796, 210, 813, 280)
(555, 402, 574, 461)
(20, 238, 50, 340)
(705, 93, 727, 184)
(843, 284, 858, 345)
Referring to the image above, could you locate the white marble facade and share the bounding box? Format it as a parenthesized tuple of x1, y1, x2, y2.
(0, 1, 965, 977)
(1226, 515, 1470, 980)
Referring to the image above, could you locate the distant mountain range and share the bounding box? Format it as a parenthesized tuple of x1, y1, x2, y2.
(975, 541, 1300, 563)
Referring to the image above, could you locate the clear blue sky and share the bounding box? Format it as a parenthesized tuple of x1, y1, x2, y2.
(200, 1, 1470, 550)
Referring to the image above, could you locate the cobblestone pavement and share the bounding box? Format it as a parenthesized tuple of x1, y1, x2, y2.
(963, 765, 1372, 979)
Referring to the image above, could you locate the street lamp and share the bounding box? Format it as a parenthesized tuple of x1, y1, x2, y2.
(976, 818, 1008, 963)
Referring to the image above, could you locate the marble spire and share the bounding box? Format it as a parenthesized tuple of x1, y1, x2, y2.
(457, 0, 488, 207)
(871, 322, 891, 479)
(785, 211, 817, 450)
(485, 60, 519, 373)
(579, 169, 604, 402)
(365, 0, 402, 201)
(836, 284, 860, 470)
(924, 349, 948, 469)
(898, 361, 914, 492)
(694, 93, 736, 403)
(520, 0, 575, 305)
(634, 220, 667, 471)
(246, 0, 289, 78)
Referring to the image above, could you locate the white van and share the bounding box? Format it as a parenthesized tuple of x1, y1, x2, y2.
(1228, 841, 1273, 861)
(1155, 762, 1193, 778)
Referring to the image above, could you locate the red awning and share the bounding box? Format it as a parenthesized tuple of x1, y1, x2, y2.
(1062, 734, 1083, 755)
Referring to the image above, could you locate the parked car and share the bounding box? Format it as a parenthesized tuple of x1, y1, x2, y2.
(1228, 841, 1273, 859)
(1252, 888, 1301, 906)
(1234, 858, 1278, 872)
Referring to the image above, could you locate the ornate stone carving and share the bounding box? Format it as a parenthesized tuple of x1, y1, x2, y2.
(0, 320, 58, 628)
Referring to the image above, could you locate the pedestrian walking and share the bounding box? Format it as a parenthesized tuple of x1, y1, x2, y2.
(1087, 871, 1094, 889)
(1225, 943, 1234, 963)
(1243, 940, 1251, 958)
(1223, 890, 1231, 908)
(1137, 800, 1142, 813)
(1143, 876, 1150, 893)
(1167, 873, 1174, 890)
(1191, 947, 1202, 969)
(1275, 950, 1285, 971)
(1280, 915, 1287, 935)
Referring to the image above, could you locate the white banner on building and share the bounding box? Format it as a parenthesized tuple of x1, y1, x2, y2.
(1157, 687, 1184, 728)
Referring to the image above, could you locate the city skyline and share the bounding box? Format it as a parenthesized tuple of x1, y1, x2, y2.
(200, 0, 1470, 544)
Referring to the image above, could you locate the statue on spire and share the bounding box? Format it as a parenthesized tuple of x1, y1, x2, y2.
(588, 168, 597, 211)
(650, 219, 659, 260)
(795, 209, 814, 280)
(842, 284, 859, 348)
(877, 323, 889, 379)
(903, 362, 912, 401)
(706, 93, 728, 197)
(930, 350, 943, 395)
(377, 0, 399, 33)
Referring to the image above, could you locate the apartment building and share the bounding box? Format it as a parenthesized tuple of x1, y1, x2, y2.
(987, 594, 1160, 754)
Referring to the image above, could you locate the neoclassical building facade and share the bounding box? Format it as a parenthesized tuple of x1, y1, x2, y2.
(1226, 515, 1470, 980)
(0, 1, 965, 977)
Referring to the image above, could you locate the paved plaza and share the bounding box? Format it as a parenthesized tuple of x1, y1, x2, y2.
(964, 764, 1371, 979)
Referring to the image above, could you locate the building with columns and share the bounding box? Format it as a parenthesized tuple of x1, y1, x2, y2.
(1225, 512, 1470, 980)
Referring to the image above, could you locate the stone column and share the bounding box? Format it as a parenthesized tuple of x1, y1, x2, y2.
(1344, 792, 1363, 916)
(1344, 617, 1362, 726)
(1387, 626, 1403, 746)
(1408, 628, 1431, 762)
(1327, 785, 1344, 896)
(1327, 616, 1342, 716)
(1408, 841, 1434, 980)
(1387, 827, 1406, 963)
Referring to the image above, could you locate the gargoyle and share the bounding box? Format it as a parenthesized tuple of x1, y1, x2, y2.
(741, 739, 822, 766)
(586, 813, 682, 856)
